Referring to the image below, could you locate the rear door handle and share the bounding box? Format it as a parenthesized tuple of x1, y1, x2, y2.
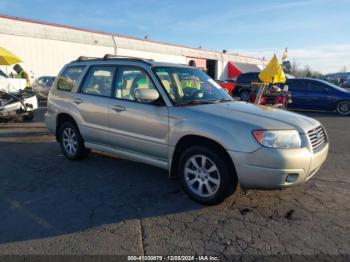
(73, 99, 83, 105)
(111, 105, 126, 112)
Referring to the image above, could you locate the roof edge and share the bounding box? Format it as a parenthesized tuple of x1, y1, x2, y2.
(0, 13, 262, 61)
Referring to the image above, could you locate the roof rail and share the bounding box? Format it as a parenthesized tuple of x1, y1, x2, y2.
(72, 54, 155, 65)
(76, 56, 99, 61)
(102, 54, 154, 65)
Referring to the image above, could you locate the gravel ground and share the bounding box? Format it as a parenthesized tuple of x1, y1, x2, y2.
(0, 108, 349, 259)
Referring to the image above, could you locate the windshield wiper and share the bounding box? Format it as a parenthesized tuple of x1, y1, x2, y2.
(174, 100, 213, 106)
(206, 98, 234, 103)
(174, 98, 234, 106)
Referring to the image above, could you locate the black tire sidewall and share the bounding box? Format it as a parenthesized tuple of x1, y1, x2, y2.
(59, 122, 87, 160)
(240, 89, 250, 101)
(22, 112, 34, 121)
(178, 146, 236, 205)
(336, 101, 350, 116)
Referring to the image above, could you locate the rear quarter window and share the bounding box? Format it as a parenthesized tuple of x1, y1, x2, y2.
(57, 66, 85, 92)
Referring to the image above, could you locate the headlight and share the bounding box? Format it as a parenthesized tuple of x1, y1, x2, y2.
(253, 130, 301, 149)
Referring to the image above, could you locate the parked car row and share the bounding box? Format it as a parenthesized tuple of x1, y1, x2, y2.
(218, 72, 350, 116)
(32, 76, 55, 100)
(45, 56, 329, 205)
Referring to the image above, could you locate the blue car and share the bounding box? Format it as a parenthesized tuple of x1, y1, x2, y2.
(287, 78, 350, 115)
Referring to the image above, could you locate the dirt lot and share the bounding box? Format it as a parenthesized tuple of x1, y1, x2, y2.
(0, 108, 349, 258)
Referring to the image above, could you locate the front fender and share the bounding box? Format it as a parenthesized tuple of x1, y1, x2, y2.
(168, 116, 260, 153)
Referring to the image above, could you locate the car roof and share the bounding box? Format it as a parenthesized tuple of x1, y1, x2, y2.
(287, 78, 319, 82)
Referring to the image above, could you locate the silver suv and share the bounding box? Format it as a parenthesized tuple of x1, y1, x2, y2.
(45, 55, 329, 205)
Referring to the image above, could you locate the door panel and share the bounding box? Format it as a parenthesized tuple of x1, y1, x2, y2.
(288, 80, 311, 109)
(73, 93, 111, 145)
(108, 66, 169, 161)
(74, 66, 116, 145)
(109, 100, 169, 160)
(307, 81, 335, 110)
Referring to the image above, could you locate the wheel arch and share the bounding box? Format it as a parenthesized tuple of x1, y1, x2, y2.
(170, 135, 237, 180)
(56, 113, 78, 142)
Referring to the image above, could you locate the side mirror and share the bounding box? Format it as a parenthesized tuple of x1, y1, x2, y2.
(134, 88, 160, 103)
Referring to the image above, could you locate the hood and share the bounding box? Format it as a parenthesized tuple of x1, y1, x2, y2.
(186, 101, 320, 133)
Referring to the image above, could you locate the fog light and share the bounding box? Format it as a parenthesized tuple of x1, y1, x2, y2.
(285, 173, 298, 183)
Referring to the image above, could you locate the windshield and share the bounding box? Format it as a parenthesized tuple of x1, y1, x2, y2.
(154, 66, 233, 105)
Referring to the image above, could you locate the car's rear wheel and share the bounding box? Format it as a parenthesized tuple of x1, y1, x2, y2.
(336, 101, 350, 116)
(239, 89, 250, 101)
(178, 146, 237, 205)
(59, 122, 90, 160)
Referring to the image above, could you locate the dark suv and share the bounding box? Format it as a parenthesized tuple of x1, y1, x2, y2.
(233, 72, 260, 101)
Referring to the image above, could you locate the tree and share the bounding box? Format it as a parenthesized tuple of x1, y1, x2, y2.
(288, 61, 322, 78)
(305, 65, 312, 78)
(340, 66, 348, 73)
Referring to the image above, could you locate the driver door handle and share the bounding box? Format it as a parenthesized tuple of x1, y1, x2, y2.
(73, 99, 83, 105)
(112, 105, 126, 112)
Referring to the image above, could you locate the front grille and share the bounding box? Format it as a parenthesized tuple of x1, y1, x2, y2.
(308, 125, 327, 151)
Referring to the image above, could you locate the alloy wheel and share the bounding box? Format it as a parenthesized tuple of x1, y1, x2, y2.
(184, 154, 221, 198)
(337, 101, 350, 115)
(62, 127, 78, 155)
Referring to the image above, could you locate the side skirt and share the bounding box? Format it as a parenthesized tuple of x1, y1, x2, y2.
(85, 142, 169, 170)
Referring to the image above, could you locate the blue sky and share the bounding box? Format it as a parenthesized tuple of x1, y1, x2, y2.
(0, 0, 349, 73)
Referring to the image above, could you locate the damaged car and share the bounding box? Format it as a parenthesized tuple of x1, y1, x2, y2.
(0, 78, 38, 120)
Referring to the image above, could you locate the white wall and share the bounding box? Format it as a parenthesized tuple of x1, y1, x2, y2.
(116, 48, 186, 64)
(0, 34, 114, 80)
(0, 16, 264, 82)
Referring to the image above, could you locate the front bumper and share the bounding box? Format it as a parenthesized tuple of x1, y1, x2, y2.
(228, 143, 329, 189)
(0, 94, 38, 118)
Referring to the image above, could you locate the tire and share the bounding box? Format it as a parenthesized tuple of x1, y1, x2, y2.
(58, 121, 90, 160)
(336, 101, 350, 116)
(239, 89, 250, 101)
(23, 111, 34, 121)
(178, 146, 237, 205)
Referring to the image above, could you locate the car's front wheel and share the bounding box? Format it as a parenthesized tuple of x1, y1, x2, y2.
(178, 146, 237, 205)
(239, 89, 250, 101)
(59, 122, 90, 160)
(336, 101, 350, 116)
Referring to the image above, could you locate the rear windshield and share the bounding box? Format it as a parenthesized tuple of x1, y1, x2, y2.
(237, 73, 259, 83)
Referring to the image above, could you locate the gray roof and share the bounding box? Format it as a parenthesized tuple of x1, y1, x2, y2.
(233, 62, 261, 73)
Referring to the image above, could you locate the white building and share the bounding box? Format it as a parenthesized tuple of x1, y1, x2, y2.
(0, 14, 264, 82)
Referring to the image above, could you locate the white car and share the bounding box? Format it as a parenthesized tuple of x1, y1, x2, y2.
(0, 78, 38, 120)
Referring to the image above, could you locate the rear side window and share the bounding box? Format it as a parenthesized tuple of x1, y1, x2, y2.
(287, 80, 308, 91)
(57, 66, 85, 92)
(308, 81, 326, 92)
(81, 66, 116, 97)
